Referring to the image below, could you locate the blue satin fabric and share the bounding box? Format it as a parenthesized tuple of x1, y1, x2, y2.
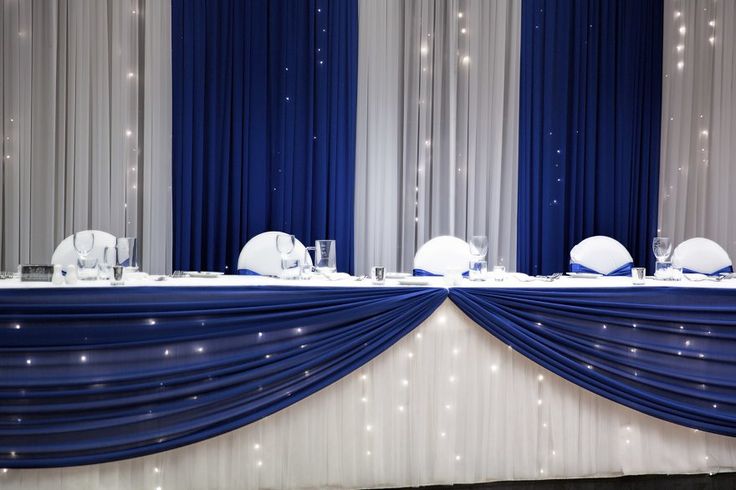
(682, 266, 734, 276)
(413, 269, 469, 278)
(171, 0, 358, 274)
(450, 287, 736, 436)
(0, 286, 446, 467)
(517, 0, 663, 275)
(237, 269, 262, 276)
(570, 262, 633, 277)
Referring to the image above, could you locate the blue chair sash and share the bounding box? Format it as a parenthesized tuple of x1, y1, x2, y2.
(237, 269, 262, 276)
(682, 265, 733, 276)
(569, 262, 633, 277)
(413, 268, 469, 277)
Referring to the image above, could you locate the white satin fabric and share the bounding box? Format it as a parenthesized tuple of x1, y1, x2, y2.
(671, 237, 732, 274)
(658, 0, 736, 262)
(0, 0, 172, 274)
(354, 0, 520, 275)
(569, 236, 634, 275)
(4, 288, 736, 489)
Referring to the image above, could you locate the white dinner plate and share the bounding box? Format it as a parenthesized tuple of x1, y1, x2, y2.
(398, 278, 430, 286)
(386, 272, 411, 279)
(185, 271, 225, 278)
(565, 272, 602, 279)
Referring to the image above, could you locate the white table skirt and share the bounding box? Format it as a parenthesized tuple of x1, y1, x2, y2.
(3, 295, 736, 489)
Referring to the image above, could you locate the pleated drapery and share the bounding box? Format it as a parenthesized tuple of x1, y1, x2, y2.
(171, 0, 358, 274)
(517, 0, 663, 275)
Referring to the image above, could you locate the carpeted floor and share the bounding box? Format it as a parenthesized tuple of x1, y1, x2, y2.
(385, 472, 736, 489)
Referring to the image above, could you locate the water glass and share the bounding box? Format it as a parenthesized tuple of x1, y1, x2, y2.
(492, 265, 506, 282)
(315, 240, 337, 273)
(117, 237, 138, 270)
(111, 265, 125, 285)
(469, 260, 487, 281)
(98, 246, 118, 280)
(276, 234, 298, 279)
(632, 267, 646, 285)
(371, 266, 386, 285)
(302, 246, 316, 277)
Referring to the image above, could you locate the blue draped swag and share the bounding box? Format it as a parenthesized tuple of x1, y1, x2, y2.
(517, 0, 663, 275)
(171, 0, 358, 274)
(450, 287, 736, 436)
(0, 286, 445, 467)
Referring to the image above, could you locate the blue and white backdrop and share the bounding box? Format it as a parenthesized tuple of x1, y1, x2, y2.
(2, 0, 736, 488)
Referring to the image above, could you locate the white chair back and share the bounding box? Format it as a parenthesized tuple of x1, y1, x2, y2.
(413, 236, 471, 276)
(51, 230, 117, 267)
(237, 231, 310, 276)
(569, 236, 633, 276)
(672, 237, 733, 275)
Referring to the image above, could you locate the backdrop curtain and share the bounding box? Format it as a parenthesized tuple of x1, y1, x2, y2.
(171, 0, 358, 274)
(517, 0, 663, 276)
(658, 0, 736, 259)
(354, 0, 520, 275)
(0, 0, 172, 274)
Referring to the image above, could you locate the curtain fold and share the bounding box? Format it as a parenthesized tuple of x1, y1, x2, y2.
(0, 286, 446, 467)
(354, 0, 520, 275)
(171, 0, 358, 274)
(0, 0, 172, 274)
(450, 286, 736, 436)
(658, 0, 736, 260)
(517, 0, 663, 275)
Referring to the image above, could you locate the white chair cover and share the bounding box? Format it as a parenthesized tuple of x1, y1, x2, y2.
(51, 230, 117, 267)
(672, 237, 733, 275)
(569, 236, 634, 276)
(237, 231, 310, 277)
(413, 236, 471, 276)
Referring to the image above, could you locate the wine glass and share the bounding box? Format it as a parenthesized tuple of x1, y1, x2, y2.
(73, 231, 95, 259)
(276, 234, 296, 277)
(469, 235, 488, 259)
(276, 234, 296, 256)
(652, 237, 672, 263)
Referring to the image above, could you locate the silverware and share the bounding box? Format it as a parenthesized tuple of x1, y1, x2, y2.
(683, 274, 725, 282)
(535, 272, 562, 282)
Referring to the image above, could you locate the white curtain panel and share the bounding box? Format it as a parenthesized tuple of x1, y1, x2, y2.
(5, 300, 736, 489)
(0, 0, 171, 274)
(658, 0, 736, 258)
(354, 0, 520, 275)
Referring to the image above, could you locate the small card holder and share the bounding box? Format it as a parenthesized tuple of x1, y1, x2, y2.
(19, 265, 54, 282)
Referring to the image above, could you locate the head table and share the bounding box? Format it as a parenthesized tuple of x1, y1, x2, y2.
(2, 274, 736, 487)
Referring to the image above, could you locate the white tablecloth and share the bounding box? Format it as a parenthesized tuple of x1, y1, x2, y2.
(3, 275, 736, 489)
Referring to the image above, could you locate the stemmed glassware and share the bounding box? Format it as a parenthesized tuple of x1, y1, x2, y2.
(73, 231, 95, 261)
(652, 236, 677, 280)
(469, 235, 488, 281)
(276, 234, 298, 278)
(73, 231, 97, 280)
(469, 235, 488, 259)
(652, 237, 672, 263)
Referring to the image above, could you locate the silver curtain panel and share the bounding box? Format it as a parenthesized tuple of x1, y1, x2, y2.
(658, 0, 736, 258)
(354, 0, 520, 275)
(0, 0, 171, 273)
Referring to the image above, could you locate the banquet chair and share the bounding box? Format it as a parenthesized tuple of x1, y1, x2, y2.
(237, 231, 310, 276)
(569, 235, 633, 276)
(413, 235, 471, 276)
(51, 230, 117, 267)
(672, 237, 733, 275)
